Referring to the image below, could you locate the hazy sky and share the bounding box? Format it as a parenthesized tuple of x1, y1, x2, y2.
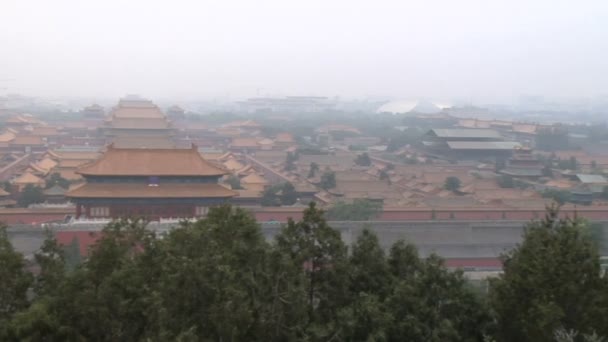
(1, 0, 607, 102)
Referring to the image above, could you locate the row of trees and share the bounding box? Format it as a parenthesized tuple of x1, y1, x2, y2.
(326, 199, 382, 221)
(1, 204, 608, 340)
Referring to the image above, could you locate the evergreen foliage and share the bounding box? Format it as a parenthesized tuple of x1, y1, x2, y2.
(444, 176, 462, 192)
(1, 205, 607, 340)
(490, 206, 608, 341)
(284, 152, 298, 171)
(307, 162, 319, 178)
(326, 199, 382, 221)
(225, 175, 243, 190)
(319, 170, 336, 189)
(355, 153, 372, 166)
(18, 184, 44, 207)
(498, 175, 514, 188)
(261, 182, 298, 206)
(45, 173, 70, 190)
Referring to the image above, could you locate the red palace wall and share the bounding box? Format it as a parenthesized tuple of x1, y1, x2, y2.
(1, 206, 608, 226)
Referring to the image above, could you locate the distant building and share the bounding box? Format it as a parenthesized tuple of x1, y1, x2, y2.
(376, 99, 447, 114)
(423, 129, 520, 159)
(442, 106, 491, 119)
(81, 104, 105, 119)
(66, 144, 236, 220)
(104, 97, 175, 148)
(0, 188, 16, 208)
(238, 96, 336, 113)
(166, 105, 186, 120)
(12, 172, 44, 191)
(500, 148, 543, 178)
(43, 185, 67, 204)
(575, 174, 608, 195)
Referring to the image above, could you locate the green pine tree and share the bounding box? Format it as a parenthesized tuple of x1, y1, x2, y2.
(490, 206, 608, 341)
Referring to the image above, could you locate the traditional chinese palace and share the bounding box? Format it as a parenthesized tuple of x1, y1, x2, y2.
(66, 144, 236, 219)
(104, 96, 176, 148)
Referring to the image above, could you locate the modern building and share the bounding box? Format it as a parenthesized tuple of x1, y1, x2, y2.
(66, 144, 236, 220)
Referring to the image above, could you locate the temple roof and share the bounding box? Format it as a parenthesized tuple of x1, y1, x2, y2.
(111, 103, 165, 119)
(36, 157, 58, 171)
(11, 135, 44, 146)
(109, 117, 170, 129)
(66, 183, 237, 198)
(77, 145, 227, 177)
(112, 136, 176, 149)
(0, 131, 16, 142)
(44, 185, 67, 196)
(13, 172, 44, 185)
(241, 173, 268, 184)
(31, 126, 60, 136)
(48, 150, 101, 161)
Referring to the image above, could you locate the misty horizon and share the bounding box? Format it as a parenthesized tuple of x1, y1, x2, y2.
(2, 0, 608, 103)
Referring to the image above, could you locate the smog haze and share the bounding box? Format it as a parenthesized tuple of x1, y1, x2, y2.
(1, 0, 607, 102)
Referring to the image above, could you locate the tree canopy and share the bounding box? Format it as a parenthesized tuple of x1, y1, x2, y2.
(261, 182, 298, 206)
(355, 153, 372, 166)
(2, 205, 608, 340)
(307, 162, 319, 178)
(498, 174, 514, 188)
(225, 174, 243, 190)
(444, 176, 462, 192)
(326, 199, 382, 221)
(18, 184, 44, 207)
(45, 173, 70, 190)
(319, 170, 336, 189)
(490, 206, 608, 340)
(284, 151, 298, 171)
(0, 204, 491, 341)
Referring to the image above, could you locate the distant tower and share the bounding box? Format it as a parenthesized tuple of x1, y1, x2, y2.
(81, 104, 105, 118)
(166, 105, 186, 120)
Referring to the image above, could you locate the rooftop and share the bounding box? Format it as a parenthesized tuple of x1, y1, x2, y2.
(109, 117, 171, 130)
(429, 129, 503, 139)
(11, 135, 44, 146)
(30, 126, 60, 136)
(241, 173, 268, 184)
(77, 144, 226, 177)
(48, 150, 101, 161)
(112, 136, 176, 149)
(230, 137, 260, 148)
(111, 103, 165, 119)
(0, 131, 16, 142)
(13, 172, 44, 185)
(446, 141, 521, 150)
(43, 185, 67, 196)
(34, 158, 58, 171)
(59, 159, 91, 169)
(66, 183, 236, 198)
(576, 174, 608, 184)
(275, 132, 295, 143)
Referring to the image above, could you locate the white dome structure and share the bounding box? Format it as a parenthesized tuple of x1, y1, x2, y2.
(376, 99, 451, 114)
